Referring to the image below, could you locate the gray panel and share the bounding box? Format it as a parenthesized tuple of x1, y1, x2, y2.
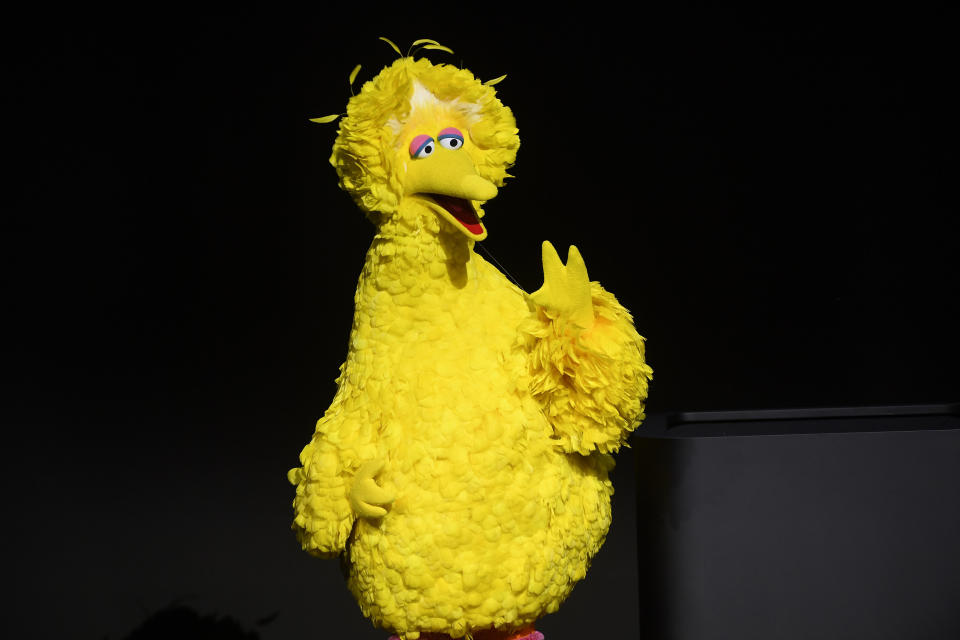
(636, 428, 960, 639)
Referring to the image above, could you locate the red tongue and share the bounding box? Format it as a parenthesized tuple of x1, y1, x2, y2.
(431, 194, 484, 236)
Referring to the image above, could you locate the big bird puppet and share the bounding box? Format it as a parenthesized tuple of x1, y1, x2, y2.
(288, 39, 653, 640)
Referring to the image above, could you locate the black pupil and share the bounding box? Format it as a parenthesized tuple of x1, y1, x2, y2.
(424, 144, 432, 153)
(450, 139, 459, 147)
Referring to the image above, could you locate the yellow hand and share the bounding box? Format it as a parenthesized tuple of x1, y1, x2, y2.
(349, 459, 395, 519)
(529, 241, 594, 328)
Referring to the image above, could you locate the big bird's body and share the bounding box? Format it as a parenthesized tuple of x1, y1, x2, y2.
(289, 53, 652, 640)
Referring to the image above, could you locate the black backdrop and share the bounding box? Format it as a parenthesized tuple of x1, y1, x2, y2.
(6, 7, 958, 639)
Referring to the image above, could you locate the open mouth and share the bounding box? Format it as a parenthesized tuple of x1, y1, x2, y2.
(426, 194, 485, 237)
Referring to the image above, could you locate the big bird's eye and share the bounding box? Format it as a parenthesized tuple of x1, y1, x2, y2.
(409, 134, 435, 159)
(437, 127, 464, 150)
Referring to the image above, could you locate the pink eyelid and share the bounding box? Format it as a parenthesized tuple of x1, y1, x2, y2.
(438, 127, 464, 139)
(409, 134, 433, 156)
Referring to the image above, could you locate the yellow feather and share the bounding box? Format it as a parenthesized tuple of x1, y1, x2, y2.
(421, 44, 454, 54)
(349, 64, 362, 86)
(309, 114, 340, 124)
(484, 74, 507, 86)
(411, 38, 440, 47)
(379, 36, 402, 56)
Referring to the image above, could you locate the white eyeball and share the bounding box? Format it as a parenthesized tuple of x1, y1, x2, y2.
(437, 127, 465, 150)
(439, 136, 462, 150)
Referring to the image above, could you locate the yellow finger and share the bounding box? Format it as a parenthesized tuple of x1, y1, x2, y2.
(540, 240, 564, 286)
(566, 245, 590, 285)
(356, 501, 388, 519)
(356, 477, 396, 505)
(357, 458, 385, 480)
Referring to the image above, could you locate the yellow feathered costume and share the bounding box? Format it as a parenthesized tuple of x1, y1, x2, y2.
(288, 50, 652, 640)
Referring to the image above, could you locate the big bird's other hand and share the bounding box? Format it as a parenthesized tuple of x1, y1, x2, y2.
(529, 241, 594, 329)
(349, 459, 395, 519)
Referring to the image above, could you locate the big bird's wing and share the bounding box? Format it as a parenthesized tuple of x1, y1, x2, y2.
(289, 403, 392, 557)
(521, 242, 653, 455)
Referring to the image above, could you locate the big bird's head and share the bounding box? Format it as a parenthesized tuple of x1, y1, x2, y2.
(329, 54, 520, 242)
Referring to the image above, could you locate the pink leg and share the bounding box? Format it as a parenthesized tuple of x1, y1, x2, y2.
(388, 631, 544, 640)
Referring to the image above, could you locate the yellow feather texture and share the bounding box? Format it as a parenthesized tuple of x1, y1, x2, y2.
(421, 44, 454, 54)
(349, 64, 362, 86)
(309, 114, 340, 123)
(379, 36, 402, 56)
(289, 55, 650, 640)
(484, 74, 507, 86)
(519, 282, 653, 455)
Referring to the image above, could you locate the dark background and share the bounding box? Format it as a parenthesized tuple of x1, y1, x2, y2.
(5, 7, 957, 639)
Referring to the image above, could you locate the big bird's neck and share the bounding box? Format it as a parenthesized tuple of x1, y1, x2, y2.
(346, 200, 523, 365)
(359, 200, 480, 308)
